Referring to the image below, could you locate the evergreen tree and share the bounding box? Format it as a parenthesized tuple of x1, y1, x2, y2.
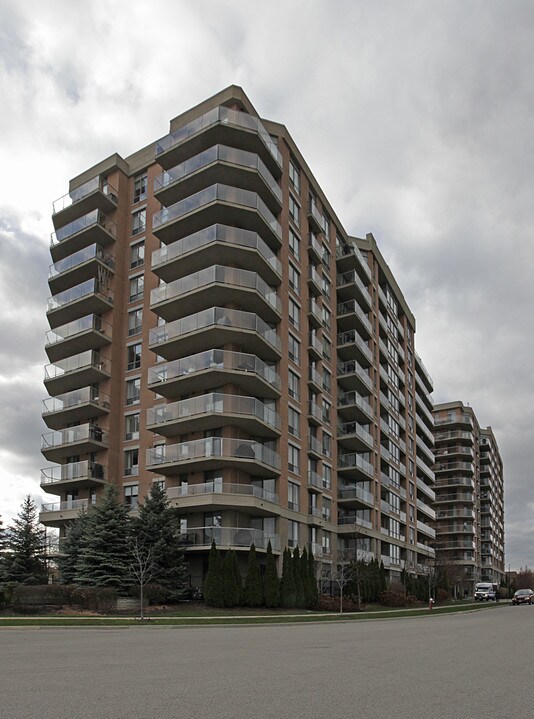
(230, 550, 243, 606)
(307, 547, 318, 608)
(379, 560, 387, 593)
(263, 541, 280, 608)
(75, 485, 132, 590)
(280, 547, 296, 608)
(222, 551, 241, 607)
(299, 547, 310, 608)
(243, 543, 263, 607)
(293, 547, 304, 608)
(132, 482, 186, 598)
(204, 540, 224, 607)
(57, 508, 90, 584)
(3, 496, 47, 584)
(0, 515, 7, 580)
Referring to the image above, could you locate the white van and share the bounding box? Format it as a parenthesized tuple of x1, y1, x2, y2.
(474, 582, 498, 601)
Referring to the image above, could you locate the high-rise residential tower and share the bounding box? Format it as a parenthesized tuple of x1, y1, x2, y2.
(41, 86, 435, 587)
(433, 401, 505, 593)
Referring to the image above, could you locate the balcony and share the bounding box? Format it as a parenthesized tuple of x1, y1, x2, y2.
(338, 515, 373, 531)
(45, 315, 112, 364)
(146, 437, 281, 477)
(416, 520, 436, 539)
(307, 297, 322, 328)
(150, 265, 281, 324)
(307, 233, 323, 263)
(44, 351, 110, 396)
(307, 202, 323, 233)
(416, 477, 435, 502)
(436, 507, 476, 520)
(338, 485, 374, 507)
(155, 105, 283, 179)
(307, 266, 322, 295)
(435, 445, 474, 460)
(338, 452, 374, 479)
(416, 499, 436, 521)
(42, 387, 110, 430)
(434, 461, 475, 474)
(52, 177, 118, 227)
(337, 390, 373, 422)
(307, 470, 326, 491)
(177, 526, 281, 553)
(434, 413, 473, 429)
(434, 491, 473, 504)
(152, 184, 281, 250)
(41, 460, 107, 492)
(50, 209, 116, 263)
(307, 366, 322, 391)
(151, 224, 281, 286)
(336, 270, 372, 309)
(307, 435, 322, 457)
(337, 359, 373, 394)
(166, 482, 279, 515)
(336, 300, 373, 337)
(154, 144, 282, 213)
(337, 421, 374, 451)
(337, 330, 373, 366)
(40, 498, 93, 525)
(149, 307, 281, 362)
(48, 244, 115, 295)
(147, 393, 281, 438)
(335, 243, 372, 283)
(47, 279, 113, 329)
(147, 349, 280, 400)
(307, 332, 323, 359)
(41, 423, 108, 463)
(307, 401, 322, 425)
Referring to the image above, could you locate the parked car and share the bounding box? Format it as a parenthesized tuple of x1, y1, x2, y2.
(512, 588, 534, 605)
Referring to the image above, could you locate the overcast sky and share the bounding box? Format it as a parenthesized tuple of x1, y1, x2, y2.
(0, 0, 532, 569)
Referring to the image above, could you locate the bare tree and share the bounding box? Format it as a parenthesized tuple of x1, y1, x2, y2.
(128, 538, 156, 620)
(331, 559, 355, 614)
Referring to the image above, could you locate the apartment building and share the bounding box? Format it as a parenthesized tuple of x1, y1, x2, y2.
(433, 401, 505, 593)
(40, 85, 436, 587)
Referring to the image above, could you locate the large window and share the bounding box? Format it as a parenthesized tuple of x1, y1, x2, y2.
(288, 481, 300, 512)
(133, 173, 147, 204)
(127, 343, 142, 371)
(288, 334, 300, 364)
(131, 208, 146, 236)
(289, 195, 300, 226)
(288, 298, 300, 329)
(288, 444, 300, 474)
(130, 241, 145, 269)
(125, 413, 140, 441)
(289, 263, 300, 293)
(289, 159, 300, 194)
(289, 228, 300, 260)
(128, 308, 143, 336)
(288, 370, 300, 401)
(288, 406, 300, 438)
(288, 519, 299, 548)
(126, 377, 141, 406)
(124, 483, 139, 507)
(129, 275, 144, 302)
(124, 449, 139, 477)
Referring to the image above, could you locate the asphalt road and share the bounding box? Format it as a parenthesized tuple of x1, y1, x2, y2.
(1, 607, 533, 719)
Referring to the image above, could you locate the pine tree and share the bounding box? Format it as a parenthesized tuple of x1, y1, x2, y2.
(293, 547, 304, 608)
(222, 551, 241, 607)
(0, 515, 7, 580)
(57, 508, 90, 584)
(3, 496, 47, 584)
(132, 482, 186, 598)
(263, 541, 280, 608)
(230, 550, 243, 606)
(204, 540, 224, 607)
(299, 547, 310, 608)
(243, 543, 263, 607)
(307, 547, 318, 608)
(280, 547, 296, 608)
(75, 485, 132, 590)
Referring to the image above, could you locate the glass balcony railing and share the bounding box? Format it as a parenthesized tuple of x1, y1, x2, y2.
(151, 265, 280, 314)
(149, 307, 280, 352)
(151, 224, 281, 276)
(44, 350, 109, 381)
(147, 393, 280, 431)
(338, 390, 373, 417)
(45, 315, 111, 348)
(337, 422, 374, 447)
(338, 485, 374, 505)
(337, 330, 373, 362)
(47, 279, 113, 312)
(166, 482, 278, 505)
(336, 270, 371, 305)
(154, 144, 281, 202)
(146, 437, 281, 472)
(336, 300, 372, 334)
(41, 460, 107, 485)
(152, 184, 281, 242)
(176, 526, 280, 552)
(41, 499, 91, 514)
(337, 359, 373, 390)
(41, 423, 107, 451)
(53, 178, 117, 214)
(49, 244, 115, 279)
(338, 452, 374, 477)
(42, 387, 110, 415)
(148, 349, 280, 390)
(51, 209, 116, 246)
(155, 105, 283, 168)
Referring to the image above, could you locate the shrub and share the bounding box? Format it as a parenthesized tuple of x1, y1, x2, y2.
(436, 588, 449, 604)
(72, 587, 117, 613)
(318, 594, 362, 612)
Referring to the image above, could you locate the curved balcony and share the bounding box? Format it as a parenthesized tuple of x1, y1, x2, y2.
(155, 105, 283, 179)
(338, 452, 374, 480)
(149, 307, 281, 362)
(150, 265, 281, 324)
(44, 351, 110, 396)
(146, 437, 280, 477)
(337, 421, 374, 451)
(152, 184, 281, 250)
(336, 300, 372, 338)
(42, 387, 110, 430)
(336, 270, 372, 309)
(151, 224, 281, 286)
(40, 460, 107, 493)
(337, 359, 373, 394)
(147, 393, 281, 438)
(48, 244, 115, 295)
(337, 391, 373, 422)
(166, 482, 279, 516)
(337, 330, 374, 366)
(176, 526, 280, 553)
(45, 315, 112, 364)
(154, 144, 282, 212)
(50, 209, 116, 263)
(148, 349, 280, 400)
(47, 279, 113, 330)
(52, 177, 118, 228)
(40, 498, 92, 526)
(41, 423, 108, 463)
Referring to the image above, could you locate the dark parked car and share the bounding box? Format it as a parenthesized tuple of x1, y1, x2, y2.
(512, 589, 534, 605)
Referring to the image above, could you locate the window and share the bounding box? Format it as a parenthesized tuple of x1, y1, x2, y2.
(288, 444, 300, 474)
(124, 449, 139, 477)
(125, 413, 140, 441)
(322, 399, 331, 424)
(127, 343, 142, 371)
(289, 195, 300, 225)
(126, 377, 141, 406)
(322, 432, 332, 458)
(389, 441, 400, 462)
(288, 264, 300, 293)
(387, 414, 400, 437)
(129, 275, 144, 302)
(289, 298, 300, 329)
(322, 531, 331, 555)
(288, 406, 300, 438)
(409, 481, 415, 500)
(321, 213, 330, 239)
(132, 208, 146, 236)
(288, 334, 300, 364)
(322, 368, 331, 393)
(390, 543, 400, 562)
(288, 481, 300, 512)
(322, 336, 331, 361)
(124, 484, 139, 508)
(321, 304, 331, 328)
(322, 464, 332, 490)
(321, 275, 331, 299)
(133, 173, 147, 204)
(288, 370, 300, 401)
(289, 159, 300, 194)
(389, 492, 400, 513)
(288, 519, 299, 548)
(322, 497, 331, 521)
(130, 241, 145, 269)
(289, 229, 300, 260)
(128, 308, 143, 336)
